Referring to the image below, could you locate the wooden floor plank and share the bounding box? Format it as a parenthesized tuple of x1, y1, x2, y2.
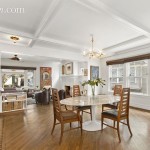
(0, 102, 150, 150)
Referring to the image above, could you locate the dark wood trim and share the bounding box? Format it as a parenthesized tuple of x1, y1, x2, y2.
(106, 53, 150, 65)
(1, 66, 36, 70)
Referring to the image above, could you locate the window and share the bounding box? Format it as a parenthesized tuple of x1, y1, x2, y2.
(127, 60, 148, 94)
(27, 70, 35, 87)
(109, 64, 124, 90)
(109, 59, 149, 95)
(2, 69, 35, 89)
(2, 69, 25, 88)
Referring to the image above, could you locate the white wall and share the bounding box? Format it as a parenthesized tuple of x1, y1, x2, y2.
(100, 46, 150, 110)
(59, 60, 102, 95)
(60, 61, 88, 94)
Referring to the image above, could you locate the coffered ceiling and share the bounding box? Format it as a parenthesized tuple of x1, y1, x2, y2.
(0, 0, 150, 58)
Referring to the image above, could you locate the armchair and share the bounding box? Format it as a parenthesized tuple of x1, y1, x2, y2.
(35, 88, 51, 104)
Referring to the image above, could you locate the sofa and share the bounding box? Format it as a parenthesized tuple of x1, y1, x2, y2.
(35, 89, 51, 104)
(26, 89, 35, 98)
(2, 87, 23, 93)
(2, 88, 40, 98)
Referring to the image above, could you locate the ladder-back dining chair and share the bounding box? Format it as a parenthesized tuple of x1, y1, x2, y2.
(102, 85, 122, 111)
(58, 89, 68, 110)
(51, 88, 82, 144)
(73, 85, 92, 120)
(101, 88, 132, 142)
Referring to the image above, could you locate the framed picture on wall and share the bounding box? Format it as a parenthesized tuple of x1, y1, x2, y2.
(40, 67, 52, 89)
(84, 69, 88, 76)
(90, 66, 99, 80)
(65, 62, 73, 75)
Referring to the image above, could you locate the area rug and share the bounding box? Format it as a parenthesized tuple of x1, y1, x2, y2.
(27, 98, 36, 105)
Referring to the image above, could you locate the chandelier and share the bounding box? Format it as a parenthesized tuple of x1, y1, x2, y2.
(83, 35, 104, 59)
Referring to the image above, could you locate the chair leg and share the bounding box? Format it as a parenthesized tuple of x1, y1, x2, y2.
(65, 105, 68, 110)
(90, 108, 92, 120)
(127, 118, 132, 136)
(51, 117, 56, 134)
(59, 123, 64, 144)
(102, 106, 104, 112)
(101, 115, 103, 131)
(113, 120, 116, 127)
(80, 117, 83, 135)
(117, 121, 121, 142)
(70, 123, 72, 128)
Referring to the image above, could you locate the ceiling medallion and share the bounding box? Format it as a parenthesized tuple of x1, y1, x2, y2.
(83, 35, 104, 59)
(10, 36, 20, 43)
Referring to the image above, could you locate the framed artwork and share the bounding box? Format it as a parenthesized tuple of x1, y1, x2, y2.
(40, 67, 52, 89)
(90, 66, 99, 80)
(65, 62, 73, 75)
(84, 69, 88, 76)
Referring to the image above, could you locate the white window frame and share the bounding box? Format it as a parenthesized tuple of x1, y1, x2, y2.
(108, 59, 150, 96)
(109, 64, 124, 91)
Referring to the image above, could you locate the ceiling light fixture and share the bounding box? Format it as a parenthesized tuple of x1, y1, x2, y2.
(10, 36, 20, 43)
(10, 55, 21, 61)
(83, 35, 104, 59)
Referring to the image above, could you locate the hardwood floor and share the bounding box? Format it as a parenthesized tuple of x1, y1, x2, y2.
(0, 102, 150, 150)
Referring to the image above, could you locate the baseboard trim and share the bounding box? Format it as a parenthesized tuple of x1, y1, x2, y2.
(130, 106, 150, 112)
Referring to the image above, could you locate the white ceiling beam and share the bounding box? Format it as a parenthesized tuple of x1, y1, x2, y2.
(74, 0, 150, 37)
(29, 0, 62, 47)
(0, 43, 85, 61)
(103, 35, 148, 51)
(37, 37, 82, 50)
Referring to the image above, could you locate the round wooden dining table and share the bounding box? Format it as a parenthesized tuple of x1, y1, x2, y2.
(60, 94, 120, 131)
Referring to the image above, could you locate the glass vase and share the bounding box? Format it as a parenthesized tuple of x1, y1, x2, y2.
(91, 85, 95, 96)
